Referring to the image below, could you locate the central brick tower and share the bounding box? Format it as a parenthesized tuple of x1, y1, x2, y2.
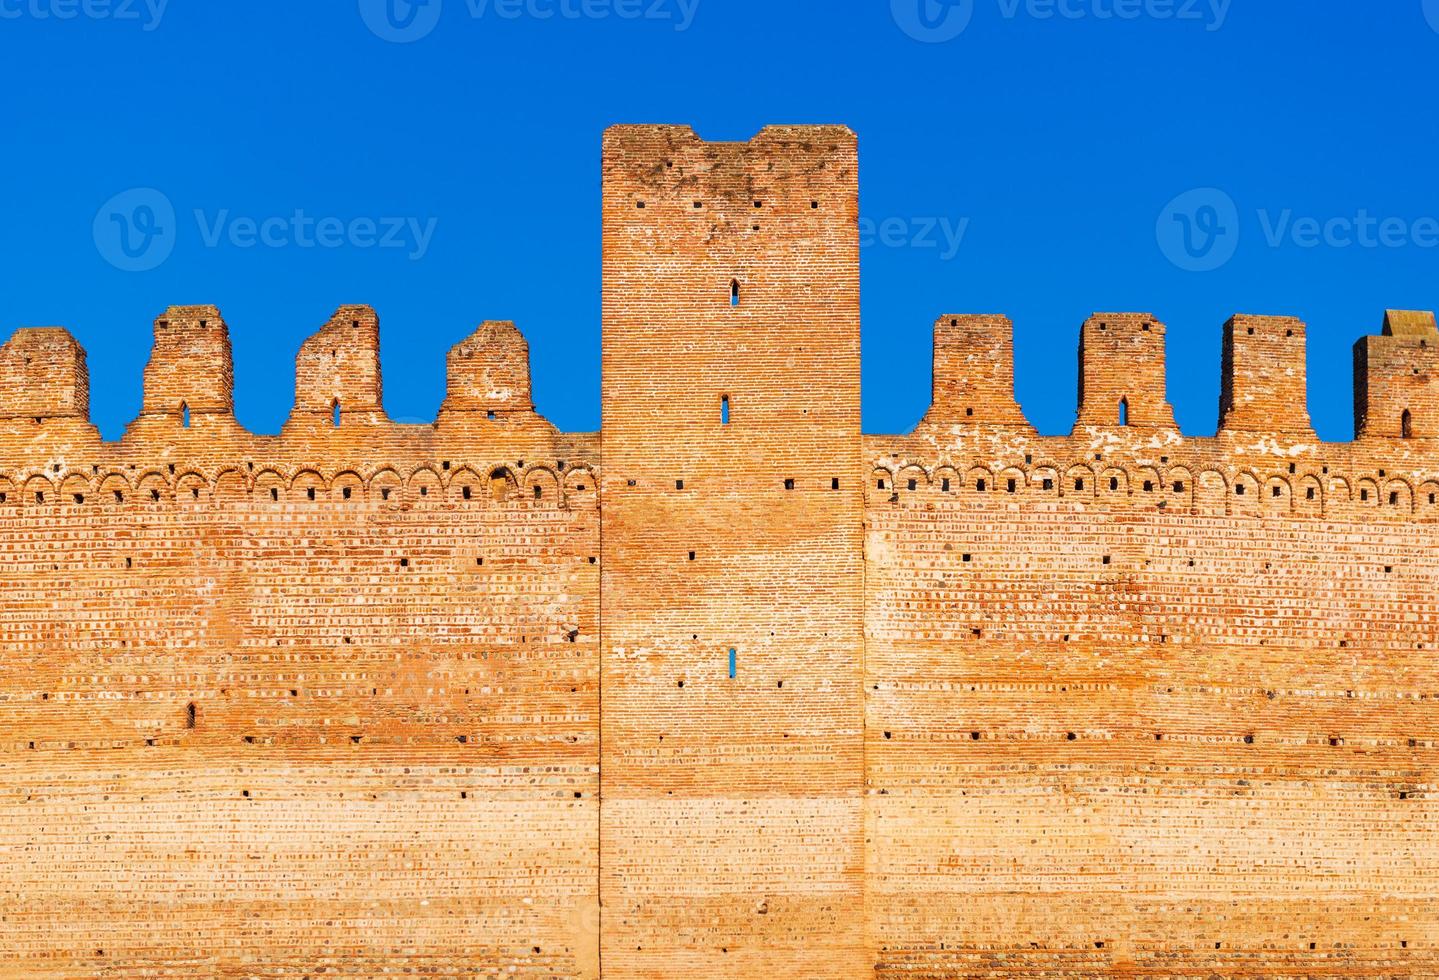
(599, 125, 865, 977)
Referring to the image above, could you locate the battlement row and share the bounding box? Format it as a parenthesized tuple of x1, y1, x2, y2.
(925, 308, 1438, 440)
(0, 305, 542, 436)
(0, 305, 1435, 441)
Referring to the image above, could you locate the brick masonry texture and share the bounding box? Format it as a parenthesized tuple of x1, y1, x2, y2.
(0, 125, 1436, 978)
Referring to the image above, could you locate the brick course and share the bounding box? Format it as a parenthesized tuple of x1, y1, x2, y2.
(0, 125, 1435, 978)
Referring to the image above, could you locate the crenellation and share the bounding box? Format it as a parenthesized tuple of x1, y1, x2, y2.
(2, 124, 1438, 980)
(0, 327, 90, 421)
(919, 314, 1032, 431)
(1355, 309, 1439, 440)
(1075, 312, 1178, 431)
(140, 305, 234, 418)
(291, 304, 384, 423)
(1220, 314, 1314, 436)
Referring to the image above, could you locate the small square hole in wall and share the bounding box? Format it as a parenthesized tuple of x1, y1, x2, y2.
(941, 478, 951, 492)
(784, 478, 795, 491)
(676, 480, 684, 490)
(908, 479, 917, 491)
(1075, 478, 1085, 491)
(1043, 478, 1054, 491)
(688, 551, 696, 561)
(1006, 479, 1016, 493)
(831, 478, 840, 490)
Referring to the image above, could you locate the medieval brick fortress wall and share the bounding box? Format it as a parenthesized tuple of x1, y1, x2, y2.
(0, 125, 1435, 978)
(0, 310, 602, 977)
(867, 308, 1438, 977)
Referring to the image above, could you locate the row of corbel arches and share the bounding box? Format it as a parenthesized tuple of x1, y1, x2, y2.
(871, 462, 1439, 517)
(0, 463, 600, 509)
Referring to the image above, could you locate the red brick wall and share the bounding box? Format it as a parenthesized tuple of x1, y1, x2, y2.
(599, 124, 866, 978)
(867, 309, 1439, 977)
(0, 307, 601, 978)
(0, 127, 1436, 979)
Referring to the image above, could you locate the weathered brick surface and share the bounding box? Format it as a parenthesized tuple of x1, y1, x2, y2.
(599, 124, 865, 978)
(0, 126, 1436, 978)
(0, 306, 600, 978)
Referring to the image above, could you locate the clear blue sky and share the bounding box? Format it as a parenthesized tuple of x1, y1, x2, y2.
(2, 1, 1437, 440)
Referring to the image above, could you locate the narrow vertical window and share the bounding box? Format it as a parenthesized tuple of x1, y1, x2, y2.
(181, 402, 190, 428)
(1118, 397, 1129, 426)
(728, 648, 736, 679)
(333, 399, 342, 428)
(185, 702, 197, 729)
(721, 395, 731, 425)
(1402, 409, 1413, 439)
(730, 279, 740, 307)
